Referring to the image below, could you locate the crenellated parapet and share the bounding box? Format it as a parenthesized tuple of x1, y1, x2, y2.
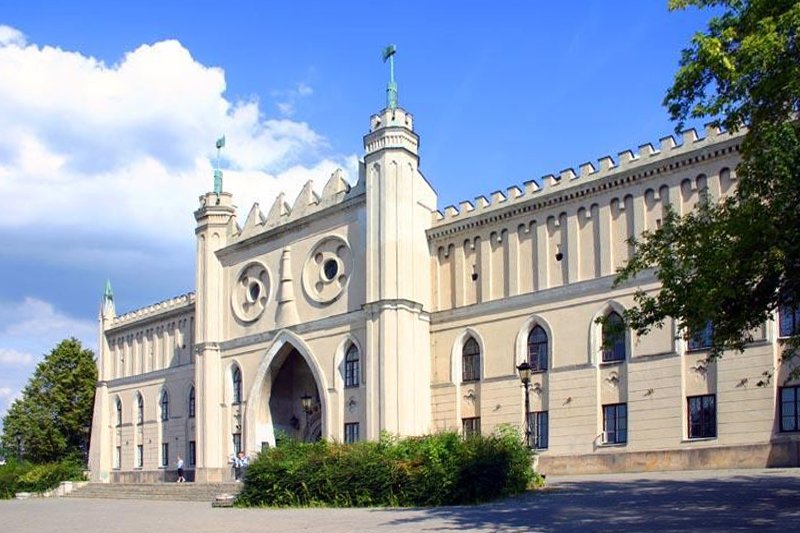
(431, 124, 739, 229)
(109, 292, 196, 329)
(232, 167, 365, 243)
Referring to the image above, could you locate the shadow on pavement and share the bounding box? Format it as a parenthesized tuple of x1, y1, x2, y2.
(370, 474, 800, 532)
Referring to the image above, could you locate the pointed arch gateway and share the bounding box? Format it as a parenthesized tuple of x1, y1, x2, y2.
(244, 330, 329, 451)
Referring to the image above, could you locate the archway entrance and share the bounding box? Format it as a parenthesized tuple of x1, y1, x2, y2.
(253, 342, 323, 448)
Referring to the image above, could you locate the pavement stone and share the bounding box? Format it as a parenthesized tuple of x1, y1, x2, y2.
(2, 468, 799, 532)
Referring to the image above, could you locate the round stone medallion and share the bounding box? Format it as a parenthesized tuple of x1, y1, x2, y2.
(231, 261, 271, 322)
(303, 236, 352, 304)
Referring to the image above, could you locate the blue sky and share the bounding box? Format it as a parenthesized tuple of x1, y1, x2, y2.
(0, 1, 715, 417)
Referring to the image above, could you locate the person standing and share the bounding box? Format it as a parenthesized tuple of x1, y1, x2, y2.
(176, 455, 185, 483)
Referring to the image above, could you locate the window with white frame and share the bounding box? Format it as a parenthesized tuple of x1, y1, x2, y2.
(688, 394, 716, 438)
(136, 444, 143, 468)
(344, 344, 360, 388)
(528, 411, 548, 449)
(462, 337, 480, 382)
(780, 386, 800, 432)
(161, 443, 169, 467)
(462, 417, 481, 438)
(779, 304, 800, 338)
(602, 312, 626, 362)
(527, 326, 548, 372)
(344, 422, 359, 444)
(603, 403, 627, 444)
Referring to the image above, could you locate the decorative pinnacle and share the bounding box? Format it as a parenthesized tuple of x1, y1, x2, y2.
(103, 279, 114, 302)
(214, 135, 226, 195)
(382, 44, 397, 110)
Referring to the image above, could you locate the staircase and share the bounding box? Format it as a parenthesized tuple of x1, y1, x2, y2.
(65, 482, 242, 502)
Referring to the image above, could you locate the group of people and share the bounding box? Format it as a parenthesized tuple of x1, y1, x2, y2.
(172, 450, 249, 483)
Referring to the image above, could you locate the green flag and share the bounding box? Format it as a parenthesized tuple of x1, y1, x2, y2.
(381, 44, 396, 62)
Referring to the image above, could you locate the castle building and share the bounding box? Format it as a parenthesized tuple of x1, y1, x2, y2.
(88, 77, 800, 482)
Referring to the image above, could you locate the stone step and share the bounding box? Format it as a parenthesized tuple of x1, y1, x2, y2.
(66, 482, 242, 502)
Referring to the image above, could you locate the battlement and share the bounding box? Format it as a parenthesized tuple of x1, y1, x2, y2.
(232, 167, 364, 242)
(109, 292, 196, 329)
(432, 124, 739, 226)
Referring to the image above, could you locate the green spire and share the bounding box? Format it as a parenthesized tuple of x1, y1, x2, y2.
(214, 135, 225, 195)
(382, 44, 397, 110)
(103, 279, 114, 302)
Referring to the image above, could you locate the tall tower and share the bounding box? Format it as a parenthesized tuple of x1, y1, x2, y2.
(193, 146, 236, 481)
(88, 280, 116, 481)
(363, 48, 438, 437)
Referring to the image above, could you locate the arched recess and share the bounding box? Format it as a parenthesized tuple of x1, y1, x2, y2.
(588, 301, 632, 365)
(514, 314, 555, 371)
(244, 329, 330, 452)
(449, 327, 487, 385)
(333, 334, 365, 390)
(224, 361, 244, 406)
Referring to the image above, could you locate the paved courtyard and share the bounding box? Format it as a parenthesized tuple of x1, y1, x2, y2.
(2, 468, 799, 532)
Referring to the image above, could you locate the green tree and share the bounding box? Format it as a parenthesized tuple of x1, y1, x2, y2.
(1, 338, 97, 463)
(615, 0, 800, 373)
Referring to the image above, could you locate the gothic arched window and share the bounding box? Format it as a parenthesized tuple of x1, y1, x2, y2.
(188, 386, 196, 418)
(160, 390, 169, 421)
(602, 312, 627, 362)
(462, 337, 480, 382)
(344, 344, 360, 388)
(136, 393, 144, 425)
(232, 366, 242, 405)
(528, 326, 548, 372)
(115, 398, 122, 427)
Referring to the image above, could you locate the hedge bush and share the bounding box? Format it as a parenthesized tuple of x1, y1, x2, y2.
(0, 459, 86, 498)
(237, 425, 542, 507)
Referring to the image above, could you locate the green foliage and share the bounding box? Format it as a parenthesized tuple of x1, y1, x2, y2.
(614, 1, 800, 367)
(1, 338, 97, 463)
(0, 459, 86, 499)
(236, 427, 536, 508)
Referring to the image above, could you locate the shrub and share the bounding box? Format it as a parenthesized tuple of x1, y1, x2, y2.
(237, 426, 537, 507)
(0, 459, 86, 499)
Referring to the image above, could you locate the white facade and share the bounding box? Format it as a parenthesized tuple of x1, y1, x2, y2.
(88, 102, 800, 482)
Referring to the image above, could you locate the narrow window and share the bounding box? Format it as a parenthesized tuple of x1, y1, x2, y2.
(528, 411, 549, 449)
(344, 344, 360, 388)
(188, 386, 196, 418)
(688, 321, 714, 351)
(462, 417, 481, 438)
(344, 422, 360, 444)
(462, 337, 481, 382)
(232, 433, 242, 455)
(779, 386, 800, 432)
(528, 326, 548, 372)
(188, 441, 197, 466)
(603, 403, 628, 444)
(136, 394, 144, 425)
(161, 443, 169, 467)
(602, 312, 626, 362)
(688, 394, 717, 438)
(115, 399, 122, 427)
(232, 366, 242, 405)
(136, 444, 143, 468)
(114, 446, 121, 469)
(779, 304, 800, 338)
(160, 390, 169, 421)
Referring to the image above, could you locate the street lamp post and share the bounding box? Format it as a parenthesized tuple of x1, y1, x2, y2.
(517, 361, 532, 449)
(300, 393, 313, 440)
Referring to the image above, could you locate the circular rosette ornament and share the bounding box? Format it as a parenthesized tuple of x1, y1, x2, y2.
(231, 262, 271, 322)
(303, 237, 352, 304)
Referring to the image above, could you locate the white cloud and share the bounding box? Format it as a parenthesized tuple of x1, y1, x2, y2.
(0, 349, 34, 367)
(275, 82, 315, 117)
(0, 29, 354, 246)
(0, 387, 13, 399)
(0, 25, 25, 47)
